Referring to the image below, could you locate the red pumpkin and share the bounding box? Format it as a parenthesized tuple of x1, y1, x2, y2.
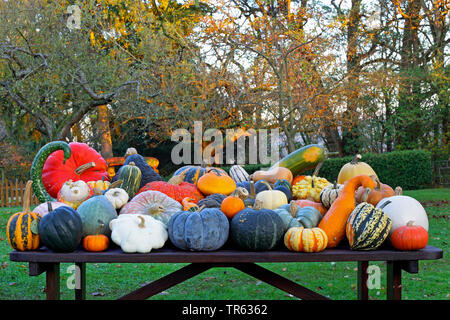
(390, 221, 429, 251)
(42, 142, 110, 199)
(136, 175, 204, 203)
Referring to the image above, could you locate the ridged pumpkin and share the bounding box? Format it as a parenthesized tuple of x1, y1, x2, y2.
(230, 200, 284, 251)
(337, 154, 378, 185)
(390, 221, 428, 251)
(168, 206, 229, 251)
(318, 175, 376, 248)
(6, 181, 41, 251)
(172, 165, 226, 184)
(284, 227, 328, 253)
(229, 165, 250, 183)
(136, 174, 204, 203)
(355, 176, 395, 206)
(345, 189, 392, 250)
(197, 169, 236, 196)
(254, 181, 288, 210)
(118, 161, 142, 199)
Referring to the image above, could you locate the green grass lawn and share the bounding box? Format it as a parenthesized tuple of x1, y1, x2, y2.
(0, 188, 448, 300)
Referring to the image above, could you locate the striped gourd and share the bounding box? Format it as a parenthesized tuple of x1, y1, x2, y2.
(6, 181, 41, 251)
(229, 165, 250, 183)
(346, 201, 392, 250)
(118, 162, 142, 199)
(284, 226, 328, 252)
(320, 182, 344, 208)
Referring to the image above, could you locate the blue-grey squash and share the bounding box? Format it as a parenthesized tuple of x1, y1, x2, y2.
(168, 206, 229, 251)
(274, 201, 323, 232)
(77, 195, 118, 238)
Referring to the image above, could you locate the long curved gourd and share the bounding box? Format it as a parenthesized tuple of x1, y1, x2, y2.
(269, 144, 326, 176)
(318, 175, 376, 248)
(30, 141, 72, 203)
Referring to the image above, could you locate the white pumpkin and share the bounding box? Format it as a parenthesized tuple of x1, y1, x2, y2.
(376, 192, 429, 236)
(104, 188, 129, 209)
(119, 190, 182, 227)
(109, 214, 168, 253)
(255, 189, 288, 210)
(57, 179, 92, 209)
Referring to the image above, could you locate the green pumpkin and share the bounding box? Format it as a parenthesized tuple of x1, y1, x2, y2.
(230, 200, 284, 251)
(273, 179, 291, 191)
(346, 201, 392, 251)
(38, 206, 83, 252)
(77, 195, 118, 238)
(118, 161, 142, 198)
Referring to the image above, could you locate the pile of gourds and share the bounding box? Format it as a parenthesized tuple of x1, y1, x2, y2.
(6, 142, 430, 255)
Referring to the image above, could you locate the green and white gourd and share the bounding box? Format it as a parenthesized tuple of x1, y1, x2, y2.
(229, 165, 250, 183)
(320, 181, 343, 208)
(118, 161, 142, 199)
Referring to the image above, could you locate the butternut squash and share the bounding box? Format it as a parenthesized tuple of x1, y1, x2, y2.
(250, 167, 293, 184)
(317, 175, 376, 248)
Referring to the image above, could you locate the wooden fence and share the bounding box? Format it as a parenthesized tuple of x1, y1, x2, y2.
(0, 180, 40, 208)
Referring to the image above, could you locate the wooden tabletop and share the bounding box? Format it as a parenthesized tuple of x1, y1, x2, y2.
(9, 244, 443, 264)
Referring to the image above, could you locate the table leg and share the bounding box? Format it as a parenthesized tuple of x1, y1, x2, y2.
(45, 263, 60, 300)
(75, 262, 86, 300)
(387, 261, 402, 300)
(357, 261, 369, 300)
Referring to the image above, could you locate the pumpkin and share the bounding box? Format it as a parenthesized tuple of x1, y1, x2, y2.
(82, 224, 109, 252)
(39, 205, 83, 252)
(254, 180, 271, 193)
(318, 175, 376, 248)
(136, 174, 204, 204)
(230, 200, 285, 251)
(390, 221, 429, 251)
(220, 187, 248, 219)
(181, 197, 199, 211)
(337, 154, 378, 185)
(269, 144, 326, 176)
(172, 164, 227, 185)
(6, 181, 41, 251)
(292, 161, 331, 202)
(376, 187, 429, 236)
(33, 201, 70, 218)
(87, 177, 111, 191)
(77, 195, 118, 238)
(345, 188, 392, 250)
(104, 188, 129, 209)
(229, 165, 250, 183)
(32, 141, 109, 202)
(197, 193, 227, 208)
(197, 169, 236, 196)
(57, 179, 93, 209)
(109, 214, 168, 253)
(250, 166, 293, 185)
(355, 176, 395, 206)
(273, 179, 293, 202)
(284, 227, 328, 253)
(274, 201, 322, 232)
(319, 181, 343, 208)
(120, 190, 182, 227)
(112, 152, 163, 188)
(295, 199, 328, 216)
(117, 162, 142, 199)
(168, 206, 229, 251)
(254, 181, 288, 210)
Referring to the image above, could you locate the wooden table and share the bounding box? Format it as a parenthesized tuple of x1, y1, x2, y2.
(9, 244, 443, 300)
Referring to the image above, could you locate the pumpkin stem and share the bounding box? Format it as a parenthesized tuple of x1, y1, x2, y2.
(168, 174, 184, 185)
(249, 181, 256, 198)
(351, 154, 362, 165)
(289, 200, 298, 217)
(128, 162, 136, 167)
(253, 199, 263, 210)
(148, 203, 165, 215)
(378, 200, 391, 210)
(361, 187, 372, 203)
(137, 215, 146, 228)
(394, 186, 403, 195)
(47, 201, 53, 213)
(197, 204, 206, 212)
(232, 187, 249, 200)
(22, 180, 33, 213)
(75, 162, 96, 175)
(109, 179, 123, 189)
(311, 161, 324, 189)
(124, 147, 138, 158)
(406, 220, 415, 226)
(259, 180, 272, 190)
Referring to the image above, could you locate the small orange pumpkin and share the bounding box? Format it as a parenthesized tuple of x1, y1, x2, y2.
(220, 187, 248, 219)
(355, 176, 395, 206)
(197, 169, 236, 196)
(82, 224, 109, 252)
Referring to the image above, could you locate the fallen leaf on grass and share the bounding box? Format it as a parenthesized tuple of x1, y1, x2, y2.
(159, 291, 169, 295)
(282, 267, 287, 271)
(92, 292, 105, 296)
(8, 282, 16, 286)
(202, 276, 216, 282)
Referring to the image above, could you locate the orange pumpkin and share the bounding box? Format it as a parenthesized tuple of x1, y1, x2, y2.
(220, 187, 248, 219)
(197, 169, 236, 196)
(318, 175, 376, 248)
(82, 224, 109, 252)
(295, 199, 328, 216)
(355, 176, 395, 206)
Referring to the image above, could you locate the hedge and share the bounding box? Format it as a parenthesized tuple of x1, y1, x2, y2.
(220, 149, 432, 190)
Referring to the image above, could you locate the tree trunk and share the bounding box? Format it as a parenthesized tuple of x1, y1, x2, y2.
(97, 104, 114, 159)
